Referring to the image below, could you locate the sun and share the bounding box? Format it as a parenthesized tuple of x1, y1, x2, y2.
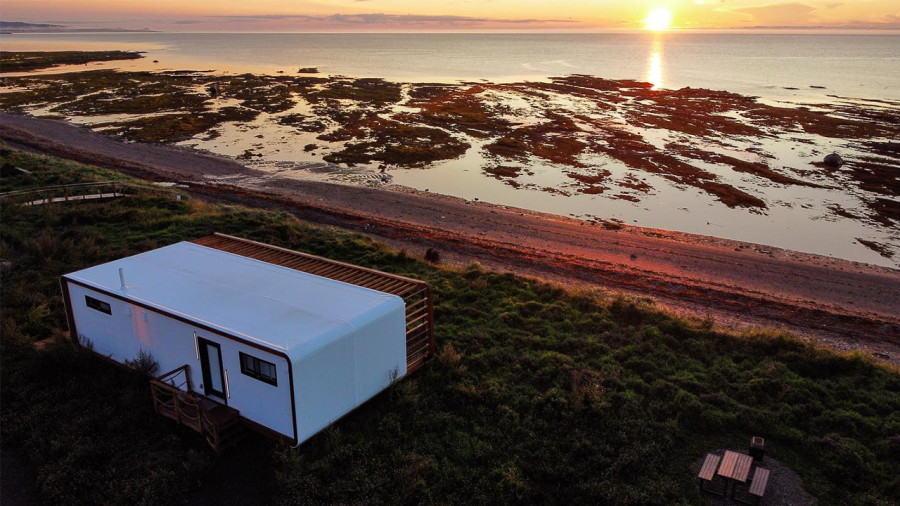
(644, 7, 672, 31)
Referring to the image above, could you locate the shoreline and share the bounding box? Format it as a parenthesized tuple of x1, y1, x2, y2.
(2, 112, 898, 363)
(3, 57, 897, 266)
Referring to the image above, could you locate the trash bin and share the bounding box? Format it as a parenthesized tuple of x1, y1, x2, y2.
(750, 436, 765, 461)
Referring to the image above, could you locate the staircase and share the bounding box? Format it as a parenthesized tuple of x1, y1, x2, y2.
(150, 365, 244, 454)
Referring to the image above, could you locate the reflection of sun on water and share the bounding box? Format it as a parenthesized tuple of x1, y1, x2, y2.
(643, 7, 670, 89)
(647, 38, 663, 89)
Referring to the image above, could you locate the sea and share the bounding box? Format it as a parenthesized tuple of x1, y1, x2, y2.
(4, 32, 899, 101)
(2, 32, 899, 266)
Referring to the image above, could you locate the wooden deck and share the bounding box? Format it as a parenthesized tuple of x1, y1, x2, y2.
(150, 365, 243, 454)
(23, 192, 125, 206)
(0, 181, 134, 206)
(193, 233, 436, 373)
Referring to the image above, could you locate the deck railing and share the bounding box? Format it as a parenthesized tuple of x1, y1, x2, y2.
(150, 365, 201, 431)
(0, 181, 167, 206)
(150, 365, 242, 453)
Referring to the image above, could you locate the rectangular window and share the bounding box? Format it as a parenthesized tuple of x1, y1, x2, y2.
(85, 295, 111, 315)
(239, 352, 277, 386)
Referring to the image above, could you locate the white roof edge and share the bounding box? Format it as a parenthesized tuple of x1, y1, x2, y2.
(63, 241, 407, 355)
(64, 273, 289, 352)
(187, 241, 405, 301)
(287, 296, 404, 361)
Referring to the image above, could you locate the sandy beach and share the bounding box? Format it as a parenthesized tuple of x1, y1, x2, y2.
(2, 111, 898, 362)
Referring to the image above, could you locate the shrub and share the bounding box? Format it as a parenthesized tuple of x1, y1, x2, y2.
(424, 248, 441, 263)
(125, 349, 159, 377)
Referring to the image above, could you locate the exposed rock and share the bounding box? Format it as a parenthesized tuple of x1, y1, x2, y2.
(297, 67, 319, 74)
(237, 149, 261, 160)
(823, 152, 843, 168)
(856, 238, 894, 259)
(865, 141, 900, 157)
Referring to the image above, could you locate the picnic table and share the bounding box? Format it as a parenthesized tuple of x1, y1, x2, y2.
(698, 449, 769, 503)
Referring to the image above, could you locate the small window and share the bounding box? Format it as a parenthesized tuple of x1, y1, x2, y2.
(85, 295, 111, 315)
(240, 352, 277, 386)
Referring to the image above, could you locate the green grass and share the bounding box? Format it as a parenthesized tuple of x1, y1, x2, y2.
(1, 146, 898, 505)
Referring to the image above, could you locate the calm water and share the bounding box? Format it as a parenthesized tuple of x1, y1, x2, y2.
(3, 32, 899, 101)
(3, 32, 899, 266)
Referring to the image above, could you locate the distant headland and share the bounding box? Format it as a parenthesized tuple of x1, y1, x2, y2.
(0, 21, 155, 34)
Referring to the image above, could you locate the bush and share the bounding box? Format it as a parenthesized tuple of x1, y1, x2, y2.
(424, 248, 441, 263)
(125, 349, 159, 377)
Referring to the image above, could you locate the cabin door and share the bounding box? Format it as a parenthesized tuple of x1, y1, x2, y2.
(198, 337, 227, 404)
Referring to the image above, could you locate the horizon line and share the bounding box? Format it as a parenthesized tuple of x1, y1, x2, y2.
(6, 29, 900, 35)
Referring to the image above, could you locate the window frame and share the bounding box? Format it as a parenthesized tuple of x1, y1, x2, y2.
(85, 295, 112, 315)
(239, 352, 278, 386)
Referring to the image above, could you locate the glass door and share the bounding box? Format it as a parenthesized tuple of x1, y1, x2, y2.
(197, 337, 226, 403)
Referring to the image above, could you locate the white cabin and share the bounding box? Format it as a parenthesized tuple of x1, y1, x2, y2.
(61, 234, 434, 447)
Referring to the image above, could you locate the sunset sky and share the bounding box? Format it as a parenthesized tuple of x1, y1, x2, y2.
(4, 0, 899, 31)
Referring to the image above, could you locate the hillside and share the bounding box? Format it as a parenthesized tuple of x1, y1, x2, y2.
(1, 147, 898, 505)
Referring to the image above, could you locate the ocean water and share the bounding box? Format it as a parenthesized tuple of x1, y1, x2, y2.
(3, 32, 899, 101)
(3, 32, 899, 266)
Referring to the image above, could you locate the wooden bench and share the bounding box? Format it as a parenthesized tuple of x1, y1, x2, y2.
(697, 453, 726, 495)
(749, 467, 771, 504)
(734, 466, 771, 505)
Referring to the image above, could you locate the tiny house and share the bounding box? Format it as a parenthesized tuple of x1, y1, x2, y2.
(61, 233, 434, 449)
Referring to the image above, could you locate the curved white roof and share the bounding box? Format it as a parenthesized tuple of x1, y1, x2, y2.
(64, 242, 404, 359)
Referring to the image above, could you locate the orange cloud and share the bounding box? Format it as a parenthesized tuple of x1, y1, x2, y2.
(735, 2, 818, 26)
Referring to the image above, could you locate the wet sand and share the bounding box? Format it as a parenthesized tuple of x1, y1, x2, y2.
(2, 112, 898, 362)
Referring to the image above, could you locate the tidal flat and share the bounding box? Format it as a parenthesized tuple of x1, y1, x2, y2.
(1, 51, 897, 265)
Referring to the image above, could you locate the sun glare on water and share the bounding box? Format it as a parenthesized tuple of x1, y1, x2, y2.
(644, 7, 672, 31)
